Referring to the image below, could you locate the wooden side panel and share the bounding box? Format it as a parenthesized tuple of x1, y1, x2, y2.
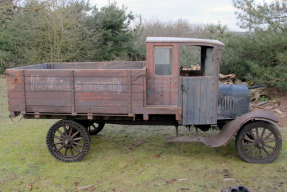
(182, 76, 216, 125)
(7, 66, 146, 115)
(6, 69, 25, 112)
(22, 70, 73, 113)
(74, 69, 145, 114)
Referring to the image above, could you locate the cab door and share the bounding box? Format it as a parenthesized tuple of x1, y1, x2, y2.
(146, 43, 179, 106)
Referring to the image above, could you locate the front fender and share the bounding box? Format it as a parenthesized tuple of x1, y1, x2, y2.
(167, 111, 279, 148)
(218, 110, 279, 147)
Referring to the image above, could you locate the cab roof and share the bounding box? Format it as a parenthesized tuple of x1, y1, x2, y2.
(146, 37, 224, 47)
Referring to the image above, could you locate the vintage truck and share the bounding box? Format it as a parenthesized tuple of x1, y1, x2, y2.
(6, 37, 282, 163)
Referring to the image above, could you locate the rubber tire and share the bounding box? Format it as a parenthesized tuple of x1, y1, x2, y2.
(235, 121, 282, 164)
(77, 121, 105, 135)
(46, 120, 91, 162)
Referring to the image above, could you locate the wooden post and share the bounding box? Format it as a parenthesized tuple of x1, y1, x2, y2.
(21, 70, 26, 114)
(128, 70, 132, 115)
(71, 71, 76, 116)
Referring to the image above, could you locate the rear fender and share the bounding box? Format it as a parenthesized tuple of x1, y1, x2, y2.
(219, 110, 279, 147)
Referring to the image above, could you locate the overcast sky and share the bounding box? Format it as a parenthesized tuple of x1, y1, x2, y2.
(90, 0, 270, 32)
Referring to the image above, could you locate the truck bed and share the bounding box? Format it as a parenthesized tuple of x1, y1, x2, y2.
(6, 61, 181, 120)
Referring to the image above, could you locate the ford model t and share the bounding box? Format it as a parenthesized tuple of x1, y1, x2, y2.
(6, 37, 282, 163)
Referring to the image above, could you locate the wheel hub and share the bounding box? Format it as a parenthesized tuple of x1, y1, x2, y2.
(63, 137, 73, 147)
(254, 138, 265, 149)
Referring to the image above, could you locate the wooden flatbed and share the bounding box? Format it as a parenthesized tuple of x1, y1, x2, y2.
(6, 61, 181, 122)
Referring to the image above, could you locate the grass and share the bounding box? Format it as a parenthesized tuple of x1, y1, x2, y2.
(0, 76, 287, 192)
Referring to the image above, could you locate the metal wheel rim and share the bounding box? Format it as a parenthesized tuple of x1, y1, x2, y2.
(52, 124, 85, 157)
(240, 126, 279, 161)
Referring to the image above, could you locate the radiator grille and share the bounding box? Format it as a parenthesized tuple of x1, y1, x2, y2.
(219, 96, 234, 111)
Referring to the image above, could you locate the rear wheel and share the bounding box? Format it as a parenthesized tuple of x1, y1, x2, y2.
(76, 121, 105, 135)
(87, 122, 105, 135)
(235, 121, 282, 164)
(46, 120, 90, 162)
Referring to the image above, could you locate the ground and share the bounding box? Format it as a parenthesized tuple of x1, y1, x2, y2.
(0, 75, 287, 192)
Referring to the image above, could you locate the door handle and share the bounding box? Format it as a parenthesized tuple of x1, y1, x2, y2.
(181, 85, 186, 92)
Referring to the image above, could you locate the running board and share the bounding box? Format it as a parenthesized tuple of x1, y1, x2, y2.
(167, 121, 236, 148)
(166, 136, 224, 148)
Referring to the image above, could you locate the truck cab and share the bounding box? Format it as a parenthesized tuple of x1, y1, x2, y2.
(146, 37, 249, 126)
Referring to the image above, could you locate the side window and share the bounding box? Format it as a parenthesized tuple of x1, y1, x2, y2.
(155, 47, 172, 75)
(179, 45, 202, 76)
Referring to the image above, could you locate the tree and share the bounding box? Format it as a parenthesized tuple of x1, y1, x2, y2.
(0, 0, 101, 72)
(87, 2, 143, 61)
(233, 0, 287, 32)
(223, 0, 287, 89)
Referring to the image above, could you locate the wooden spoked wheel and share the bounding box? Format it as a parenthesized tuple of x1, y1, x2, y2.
(46, 120, 90, 162)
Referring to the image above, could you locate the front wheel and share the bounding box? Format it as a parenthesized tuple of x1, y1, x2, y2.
(235, 121, 282, 164)
(46, 120, 91, 162)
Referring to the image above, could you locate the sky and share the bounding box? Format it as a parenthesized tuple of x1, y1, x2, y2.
(89, 0, 241, 31)
(90, 0, 273, 32)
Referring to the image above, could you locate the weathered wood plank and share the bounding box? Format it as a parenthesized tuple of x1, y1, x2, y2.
(6, 75, 23, 84)
(76, 92, 143, 101)
(25, 76, 71, 84)
(75, 107, 129, 114)
(74, 76, 144, 85)
(21, 70, 27, 113)
(132, 100, 143, 107)
(26, 106, 72, 113)
(188, 78, 194, 124)
(9, 105, 25, 112)
(25, 92, 72, 99)
(6, 69, 23, 79)
(206, 78, 213, 123)
(194, 79, 201, 124)
(132, 106, 181, 115)
(26, 98, 72, 107)
(25, 83, 72, 92)
(24, 70, 71, 77)
(75, 70, 129, 77)
(147, 78, 173, 88)
(128, 71, 132, 114)
(25, 81, 144, 92)
(8, 98, 24, 106)
(76, 92, 128, 100)
(53, 61, 144, 70)
(75, 84, 143, 93)
(6, 83, 24, 92)
(6, 70, 24, 93)
(199, 78, 208, 124)
(162, 78, 171, 105)
(132, 93, 144, 101)
(132, 76, 144, 84)
(7, 91, 23, 99)
(75, 100, 129, 107)
(132, 69, 146, 77)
